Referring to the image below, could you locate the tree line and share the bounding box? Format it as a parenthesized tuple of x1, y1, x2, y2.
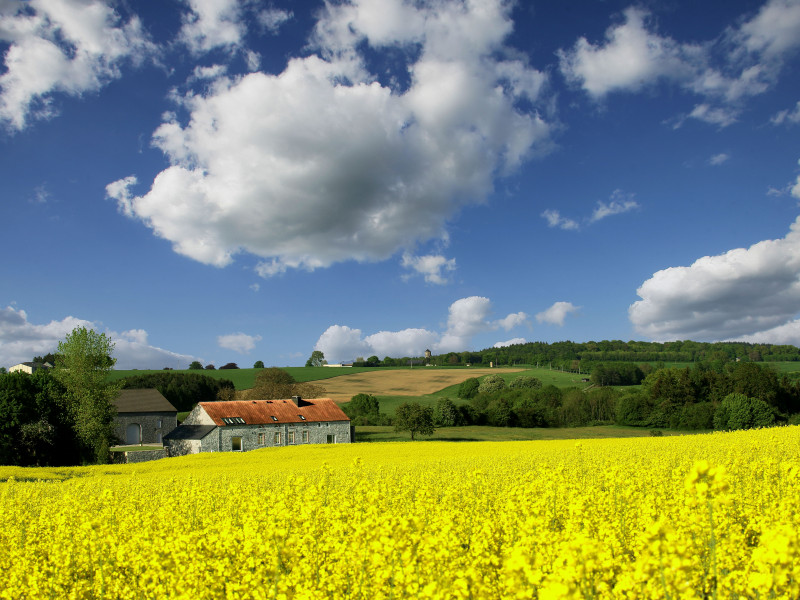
(342, 340, 800, 370)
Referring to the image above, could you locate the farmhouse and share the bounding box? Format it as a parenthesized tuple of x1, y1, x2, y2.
(113, 389, 178, 445)
(8, 361, 52, 374)
(164, 396, 352, 456)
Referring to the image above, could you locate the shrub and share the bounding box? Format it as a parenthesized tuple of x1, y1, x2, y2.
(457, 378, 479, 399)
(714, 393, 775, 431)
(509, 376, 542, 390)
(477, 375, 506, 395)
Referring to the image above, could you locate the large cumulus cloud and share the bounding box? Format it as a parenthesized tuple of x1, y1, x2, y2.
(107, 0, 553, 276)
(629, 215, 800, 342)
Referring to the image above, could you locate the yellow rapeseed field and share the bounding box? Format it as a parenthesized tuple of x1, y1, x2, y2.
(1, 427, 798, 599)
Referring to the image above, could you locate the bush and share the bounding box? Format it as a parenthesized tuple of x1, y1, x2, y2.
(434, 398, 459, 427)
(478, 375, 506, 395)
(509, 376, 542, 390)
(457, 378, 479, 399)
(219, 363, 239, 370)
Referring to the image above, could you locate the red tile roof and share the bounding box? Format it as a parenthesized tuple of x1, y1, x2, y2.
(199, 398, 349, 426)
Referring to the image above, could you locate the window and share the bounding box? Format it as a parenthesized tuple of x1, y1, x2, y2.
(222, 417, 245, 425)
(270, 416, 278, 422)
(298, 415, 306, 420)
(288, 431, 295, 444)
(157, 419, 162, 428)
(258, 433, 266, 445)
(274, 431, 281, 445)
(302, 430, 309, 443)
(231, 437, 242, 451)
(326, 434, 335, 444)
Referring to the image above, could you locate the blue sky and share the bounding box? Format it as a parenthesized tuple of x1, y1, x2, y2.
(1, 0, 800, 369)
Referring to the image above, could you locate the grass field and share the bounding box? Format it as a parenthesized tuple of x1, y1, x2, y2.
(355, 424, 684, 442)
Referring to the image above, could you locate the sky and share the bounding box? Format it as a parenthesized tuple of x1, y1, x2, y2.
(1, 0, 800, 369)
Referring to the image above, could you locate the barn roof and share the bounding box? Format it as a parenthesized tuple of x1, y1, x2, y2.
(200, 398, 349, 426)
(114, 389, 177, 413)
(163, 425, 216, 441)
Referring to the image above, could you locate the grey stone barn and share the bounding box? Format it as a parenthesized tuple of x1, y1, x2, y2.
(113, 389, 178, 445)
(164, 396, 352, 456)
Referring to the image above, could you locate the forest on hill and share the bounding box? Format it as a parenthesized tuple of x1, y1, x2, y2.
(375, 340, 800, 369)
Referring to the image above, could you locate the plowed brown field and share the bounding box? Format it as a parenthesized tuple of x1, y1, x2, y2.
(310, 368, 524, 403)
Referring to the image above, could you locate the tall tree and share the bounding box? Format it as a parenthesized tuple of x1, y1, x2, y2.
(394, 402, 435, 440)
(54, 327, 120, 464)
(306, 350, 326, 367)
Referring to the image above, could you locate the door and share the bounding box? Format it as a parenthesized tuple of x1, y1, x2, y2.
(126, 423, 141, 445)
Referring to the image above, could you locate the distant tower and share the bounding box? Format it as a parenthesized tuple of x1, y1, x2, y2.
(424, 349, 432, 365)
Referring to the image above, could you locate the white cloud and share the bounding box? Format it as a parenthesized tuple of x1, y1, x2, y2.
(559, 1, 800, 126)
(536, 302, 579, 326)
(541, 209, 579, 231)
(0, 0, 153, 130)
(401, 253, 456, 285)
(772, 101, 800, 125)
(0, 305, 198, 369)
(709, 152, 731, 166)
(314, 296, 528, 362)
(217, 332, 261, 354)
(544, 190, 638, 230)
(190, 64, 228, 81)
(258, 8, 292, 34)
(494, 337, 527, 348)
(109, 0, 554, 276)
(589, 190, 639, 222)
(495, 312, 529, 331)
(558, 7, 688, 98)
(629, 215, 800, 341)
(178, 0, 244, 54)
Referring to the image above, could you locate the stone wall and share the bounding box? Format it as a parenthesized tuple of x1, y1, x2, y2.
(112, 449, 168, 464)
(207, 420, 352, 452)
(115, 412, 177, 445)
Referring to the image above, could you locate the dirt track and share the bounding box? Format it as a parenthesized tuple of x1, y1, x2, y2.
(310, 368, 524, 403)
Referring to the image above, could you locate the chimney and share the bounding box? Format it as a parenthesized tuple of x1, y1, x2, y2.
(292, 395, 303, 407)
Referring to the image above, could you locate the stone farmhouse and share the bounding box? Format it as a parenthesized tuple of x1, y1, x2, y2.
(113, 389, 178, 445)
(164, 396, 352, 456)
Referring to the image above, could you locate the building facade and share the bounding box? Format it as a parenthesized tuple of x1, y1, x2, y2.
(113, 389, 178, 445)
(165, 397, 352, 456)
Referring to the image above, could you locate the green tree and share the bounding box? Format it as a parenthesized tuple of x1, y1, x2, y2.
(394, 402, 435, 440)
(188, 361, 204, 370)
(53, 327, 120, 464)
(253, 360, 265, 369)
(434, 397, 458, 427)
(714, 393, 775, 431)
(306, 350, 326, 367)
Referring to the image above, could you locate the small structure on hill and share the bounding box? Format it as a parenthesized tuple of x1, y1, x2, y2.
(113, 389, 178, 445)
(164, 396, 352, 456)
(8, 361, 52, 374)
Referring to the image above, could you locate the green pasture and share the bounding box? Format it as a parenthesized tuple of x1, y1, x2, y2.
(354, 424, 685, 443)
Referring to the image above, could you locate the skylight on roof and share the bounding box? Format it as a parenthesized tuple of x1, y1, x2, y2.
(221, 417, 245, 425)
(271, 416, 278, 421)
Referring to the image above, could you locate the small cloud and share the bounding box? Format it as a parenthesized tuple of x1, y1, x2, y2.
(688, 104, 739, 128)
(30, 184, 50, 204)
(494, 337, 527, 348)
(249, 283, 260, 292)
(401, 253, 456, 285)
(217, 332, 262, 354)
(536, 302, 580, 326)
(258, 8, 293, 34)
(771, 101, 800, 126)
(589, 190, 639, 222)
(190, 64, 228, 81)
(541, 209, 580, 231)
(495, 312, 529, 331)
(709, 153, 730, 166)
(245, 50, 261, 72)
